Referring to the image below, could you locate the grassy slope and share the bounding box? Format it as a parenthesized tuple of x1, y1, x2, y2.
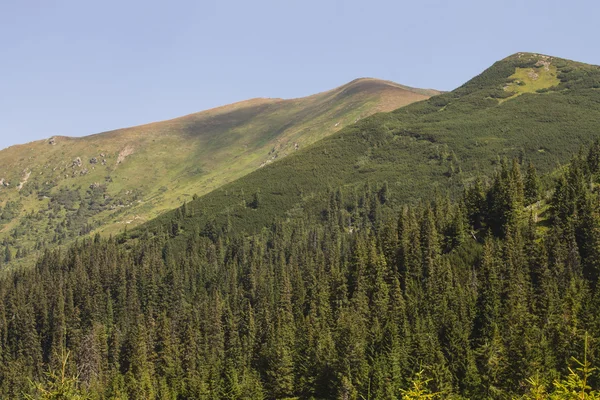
(0, 78, 436, 261)
(139, 52, 600, 240)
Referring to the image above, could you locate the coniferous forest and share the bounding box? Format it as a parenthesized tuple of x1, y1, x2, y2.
(4, 140, 600, 398)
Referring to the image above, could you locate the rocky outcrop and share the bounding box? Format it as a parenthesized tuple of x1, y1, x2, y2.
(90, 157, 98, 164)
(117, 146, 134, 164)
(72, 157, 82, 168)
(17, 170, 31, 191)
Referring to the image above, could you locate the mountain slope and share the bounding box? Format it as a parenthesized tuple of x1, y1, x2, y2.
(139, 52, 600, 240)
(5, 120, 600, 399)
(0, 78, 437, 261)
(4, 52, 600, 398)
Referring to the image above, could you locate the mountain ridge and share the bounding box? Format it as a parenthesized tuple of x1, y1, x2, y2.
(14, 77, 436, 147)
(0, 77, 437, 267)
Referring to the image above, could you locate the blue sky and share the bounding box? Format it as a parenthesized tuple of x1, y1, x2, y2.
(1, 0, 598, 150)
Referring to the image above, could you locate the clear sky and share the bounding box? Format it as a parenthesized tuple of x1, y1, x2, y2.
(1, 0, 598, 150)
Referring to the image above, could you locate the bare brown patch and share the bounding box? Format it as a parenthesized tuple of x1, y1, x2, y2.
(17, 169, 31, 191)
(117, 145, 135, 164)
(527, 69, 539, 80)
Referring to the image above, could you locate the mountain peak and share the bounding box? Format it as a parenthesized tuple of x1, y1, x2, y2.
(333, 77, 441, 98)
(503, 51, 554, 60)
(448, 50, 600, 103)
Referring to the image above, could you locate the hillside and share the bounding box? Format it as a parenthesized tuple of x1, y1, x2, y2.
(0, 78, 437, 263)
(4, 51, 600, 399)
(139, 52, 600, 241)
(5, 128, 600, 399)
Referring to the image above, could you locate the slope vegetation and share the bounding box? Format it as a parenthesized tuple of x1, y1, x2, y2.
(4, 133, 600, 399)
(0, 79, 436, 263)
(140, 52, 600, 240)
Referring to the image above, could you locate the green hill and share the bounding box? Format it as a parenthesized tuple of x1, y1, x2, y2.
(4, 121, 600, 399)
(140, 52, 600, 240)
(0, 78, 436, 264)
(4, 51, 600, 399)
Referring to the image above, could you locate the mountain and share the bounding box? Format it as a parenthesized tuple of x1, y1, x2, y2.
(5, 108, 600, 399)
(140, 52, 600, 240)
(3, 52, 600, 399)
(0, 78, 438, 264)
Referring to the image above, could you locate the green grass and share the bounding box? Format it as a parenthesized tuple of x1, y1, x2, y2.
(500, 61, 560, 102)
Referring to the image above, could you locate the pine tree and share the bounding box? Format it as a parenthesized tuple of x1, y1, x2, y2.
(264, 261, 295, 398)
(25, 351, 90, 400)
(588, 139, 600, 175)
(524, 162, 542, 205)
(4, 244, 11, 263)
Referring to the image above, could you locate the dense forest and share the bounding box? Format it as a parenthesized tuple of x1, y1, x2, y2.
(3, 139, 600, 399)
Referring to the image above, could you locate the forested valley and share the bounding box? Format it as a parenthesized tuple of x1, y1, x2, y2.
(4, 139, 600, 399)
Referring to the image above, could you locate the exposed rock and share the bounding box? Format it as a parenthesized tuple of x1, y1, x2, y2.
(527, 69, 539, 80)
(72, 157, 82, 168)
(17, 170, 31, 191)
(90, 182, 100, 189)
(100, 153, 106, 158)
(117, 145, 134, 164)
(294, 142, 299, 150)
(49, 137, 56, 145)
(80, 168, 88, 176)
(90, 157, 98, 164)
(102, 159, 107, 165)
(535, 58, 551, 71)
